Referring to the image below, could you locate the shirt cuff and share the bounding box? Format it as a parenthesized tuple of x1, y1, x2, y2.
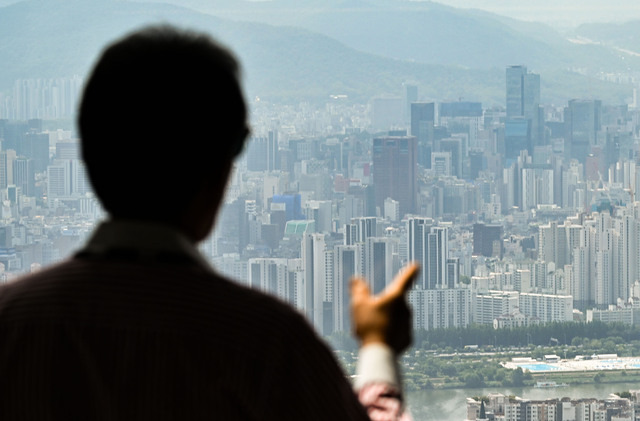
(354, 343, 400, 390)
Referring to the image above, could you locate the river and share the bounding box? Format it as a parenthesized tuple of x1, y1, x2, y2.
(405, 381, 640, 421)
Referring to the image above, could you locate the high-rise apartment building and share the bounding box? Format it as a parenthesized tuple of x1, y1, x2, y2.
(301, 233, 334, 335)
(409, 288, 471, 330)
(364, 237, 394, 295)
(428, 226, 450, 289)
(407, 217, 432, 289)
(407, 219, 459, 290)
(345, 216, 377, 246)
(12, 77, 83, 120)
(333, 244, 357, 332)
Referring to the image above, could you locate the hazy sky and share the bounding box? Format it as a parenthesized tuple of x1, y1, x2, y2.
(430, 0, 640, 28)
(0, 0, 638, 29)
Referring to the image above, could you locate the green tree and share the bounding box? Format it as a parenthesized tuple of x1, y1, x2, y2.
(511, 367, 525, 386)
(464, 373, 484, 388)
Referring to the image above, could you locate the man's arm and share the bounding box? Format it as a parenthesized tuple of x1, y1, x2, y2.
(351, 263, 419, 421)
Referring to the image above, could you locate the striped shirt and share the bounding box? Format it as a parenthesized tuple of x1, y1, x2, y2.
(0, 220, 407, 420)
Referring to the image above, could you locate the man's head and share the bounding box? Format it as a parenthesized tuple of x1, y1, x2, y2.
(79, 25, 248, 237)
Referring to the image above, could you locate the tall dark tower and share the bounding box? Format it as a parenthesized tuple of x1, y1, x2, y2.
(410, 102, 435, 168)
(564, 99, 602, 164)
(372, 135, 417, 218)
(13, 157, 34, 197)
(505, 65, 542, 163)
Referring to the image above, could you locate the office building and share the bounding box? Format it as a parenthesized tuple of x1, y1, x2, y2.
(505, 66, 542, 163)
(410, 102, 435, 167)
(440, 137, 462, 178)
(245, 131, 279, 172)
(0, 149, 16, 188)
(565, 99, 602, 164)
(372, 135, 417, 217)
(473, 223, 503, 258)
(13, 157, 34, 197)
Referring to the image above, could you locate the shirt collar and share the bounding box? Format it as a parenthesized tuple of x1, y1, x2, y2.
(81, 219, 212, 270)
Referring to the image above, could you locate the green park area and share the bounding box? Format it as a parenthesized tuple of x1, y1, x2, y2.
(329, 321, 640, 391)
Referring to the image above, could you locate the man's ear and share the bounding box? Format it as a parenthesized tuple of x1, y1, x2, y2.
(181, 160, 235, 243)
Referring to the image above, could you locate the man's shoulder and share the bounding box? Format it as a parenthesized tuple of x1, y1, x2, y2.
(0, 257, 310, 339)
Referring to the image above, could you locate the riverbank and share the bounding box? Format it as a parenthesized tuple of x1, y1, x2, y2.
(530, 368, 640, 386)
(397, 349, 640, 391)
(403, 365, 640, 391)
(406, 381, 640, 421)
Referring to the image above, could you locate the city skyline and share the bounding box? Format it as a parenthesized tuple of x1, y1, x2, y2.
(0, 2, 639, 418)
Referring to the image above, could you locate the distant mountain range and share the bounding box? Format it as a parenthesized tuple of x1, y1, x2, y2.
(149, 0, 640, 71)
(0, 0, 635, 106)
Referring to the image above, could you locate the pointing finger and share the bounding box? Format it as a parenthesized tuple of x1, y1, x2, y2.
(379, 262, 419, 305)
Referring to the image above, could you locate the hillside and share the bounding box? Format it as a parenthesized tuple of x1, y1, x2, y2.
(164, 0, 640, 73)
(0, 0, 633, 106)
(574, 21, 640, 55)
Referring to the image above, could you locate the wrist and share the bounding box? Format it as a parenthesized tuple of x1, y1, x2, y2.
(360, 333, 387, 348)
(354, 343, 400, 389)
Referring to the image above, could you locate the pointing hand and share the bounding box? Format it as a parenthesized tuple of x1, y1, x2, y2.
(350, 263, 419, 354)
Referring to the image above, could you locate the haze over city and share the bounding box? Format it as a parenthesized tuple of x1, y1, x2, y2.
(0, 1, 639, 420)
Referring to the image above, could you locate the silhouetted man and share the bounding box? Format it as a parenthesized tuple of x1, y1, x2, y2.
(0, 25, 417, 420)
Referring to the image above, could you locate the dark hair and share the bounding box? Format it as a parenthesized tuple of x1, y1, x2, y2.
(79, 25, 248, 220)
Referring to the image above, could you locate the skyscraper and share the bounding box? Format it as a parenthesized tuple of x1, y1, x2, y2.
(407, 217, 432, 289)
(428, 226, 450, 289)
(473, 223, 503, 258)
(410, 102, 435, 168)
(301, 233, 333, 335)
(372, 135, 417, 217)
(13, 157, 34, 197)
(505, 66, 542, 163)
(407, 219, 458, 290)
(364, 237, 394, 295)
(564, 99, 602, 164)
(245, 132, 279, 172)
(333, 244, 357, 332)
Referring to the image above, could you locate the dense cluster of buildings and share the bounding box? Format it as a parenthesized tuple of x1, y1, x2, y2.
(466, 391, 640, 421)
(0, 77, 84, 120)
(0, 65, 639, 336)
